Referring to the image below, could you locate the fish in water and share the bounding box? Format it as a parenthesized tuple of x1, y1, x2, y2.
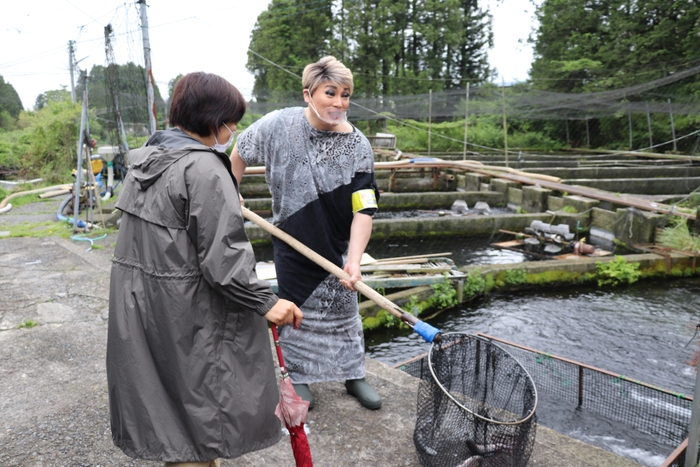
(466, 439, 509, 456)
(455, 455, 483, 467)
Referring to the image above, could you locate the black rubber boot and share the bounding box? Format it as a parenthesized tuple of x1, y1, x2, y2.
(293, 383, 315, 410)
(345, 378, 382, 410)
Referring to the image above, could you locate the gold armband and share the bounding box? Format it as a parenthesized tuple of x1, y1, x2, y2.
(351, 189, 378, 214)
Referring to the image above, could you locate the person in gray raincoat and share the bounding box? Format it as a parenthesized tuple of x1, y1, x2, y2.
(106, 72, 303, 467)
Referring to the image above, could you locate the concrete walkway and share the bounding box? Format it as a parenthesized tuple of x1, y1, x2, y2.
(0, 195, 643, 466)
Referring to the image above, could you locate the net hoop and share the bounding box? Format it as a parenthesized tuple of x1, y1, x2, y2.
(427, 333, 538, 426)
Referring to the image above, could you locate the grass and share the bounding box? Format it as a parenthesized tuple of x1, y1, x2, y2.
(1, 220, 117, 239)
(2, 221, 71, 238)
(657, 220, 700, 254)
(3, 193, 57, 208)
(18, 320, 38, 329)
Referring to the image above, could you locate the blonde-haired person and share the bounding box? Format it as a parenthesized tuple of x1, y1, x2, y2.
(230, 56, 382, 411)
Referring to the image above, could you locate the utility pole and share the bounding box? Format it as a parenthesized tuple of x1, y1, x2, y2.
(138, 0, 157, 134)
(68, 41, 76, 103)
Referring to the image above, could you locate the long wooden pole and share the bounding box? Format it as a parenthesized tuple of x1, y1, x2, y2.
(241, 207, 441, 342)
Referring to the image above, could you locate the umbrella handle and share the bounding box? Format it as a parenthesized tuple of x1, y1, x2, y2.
(270, 323, 287, 372)
(243, 207, 441, 343)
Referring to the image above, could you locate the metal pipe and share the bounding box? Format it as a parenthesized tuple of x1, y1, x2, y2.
(73, 87, 88, 232)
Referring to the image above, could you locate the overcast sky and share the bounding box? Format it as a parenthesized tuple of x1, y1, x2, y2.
(1, 0, 538, 111)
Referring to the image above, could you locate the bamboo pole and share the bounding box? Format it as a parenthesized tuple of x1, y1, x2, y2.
(241, 207, 441, 345)
(463, 82, 469, 161)
(501, 77, 509, 167)
(428, 89, 432, 158)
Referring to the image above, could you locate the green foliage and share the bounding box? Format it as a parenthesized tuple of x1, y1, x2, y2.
(657, 218, 700, 255)
(387, 117, 559, 152)
(3, 221, 72, 239)
(247, 0, 333, 101)
(247, 0, 493, 99)
(0, 75, 23, 124)
(35, 88, 72, 111)
(595, 256, 641, 287)
(79, 63, 166, 139)
(464, 270, 487, 298)
(502, 268, 527, 287)
(429, 276, 458, 309)
(397, 276, 458, 318)
(562, 205, 578, 213)
(2, 219, 117, 239)
(167, 74, 184, 103)
(531, 1, 700, 92)
(402, 295, 422, 316)
(0, 192, 53, 208)
(18, 320, 38, 329)
(525, 269, 595, 285)
(0, 129, 29, 169)
(528, 0, 700, 151)
(20, 98, 81, 182)
(484, 273, 495, 292)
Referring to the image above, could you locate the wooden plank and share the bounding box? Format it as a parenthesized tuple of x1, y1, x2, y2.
(373, 252, 453, 263)
(362, 274, 465, 289)
(360, 264, 455, 274)
(368, 258, 430, 266)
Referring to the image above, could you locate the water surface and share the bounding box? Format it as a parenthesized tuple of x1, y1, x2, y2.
(365, 279, 700, 466)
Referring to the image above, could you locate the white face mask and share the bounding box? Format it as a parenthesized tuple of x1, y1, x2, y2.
(212, 122, 236, 152)
(308, 97, 348, 126)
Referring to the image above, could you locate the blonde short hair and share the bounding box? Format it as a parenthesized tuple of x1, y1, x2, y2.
(302, 56, 354, 96)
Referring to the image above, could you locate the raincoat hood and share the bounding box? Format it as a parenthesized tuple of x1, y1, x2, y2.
(127, 128, 232, 191)
(116, 129, 235, 229)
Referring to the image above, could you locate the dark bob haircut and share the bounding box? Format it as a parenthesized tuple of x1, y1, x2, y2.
(169, 72, 246, 137)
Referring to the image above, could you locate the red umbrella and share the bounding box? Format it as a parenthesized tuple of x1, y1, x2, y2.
(270, 324, 314, 467)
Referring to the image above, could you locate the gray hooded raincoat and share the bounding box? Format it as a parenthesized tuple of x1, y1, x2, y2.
(106, 129, 281, 462)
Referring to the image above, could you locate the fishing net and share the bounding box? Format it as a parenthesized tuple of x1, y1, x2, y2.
(414, 333, 538, 467)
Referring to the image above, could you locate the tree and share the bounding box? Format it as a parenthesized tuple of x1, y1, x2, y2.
(340, 0, 492, 96)
(529, 0, 700, 150)
(20, 98, 82, 182)
(0, 76, 24, 127)
(35, 88, 72, 111)
(247, 0, 333, 101)
(530, 0, 700, 92)
(167, 74, 183, 102)
(247, 0, 493, 99)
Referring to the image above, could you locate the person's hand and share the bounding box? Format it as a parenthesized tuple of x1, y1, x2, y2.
(264, 299, 303, 329)
(340, 261, 362, 291)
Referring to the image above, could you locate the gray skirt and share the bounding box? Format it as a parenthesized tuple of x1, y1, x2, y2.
(278, 275, 365, 384)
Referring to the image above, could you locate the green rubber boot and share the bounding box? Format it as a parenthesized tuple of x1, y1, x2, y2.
(345, 378, 382, 410)
(293, 383, 315, 410)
